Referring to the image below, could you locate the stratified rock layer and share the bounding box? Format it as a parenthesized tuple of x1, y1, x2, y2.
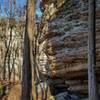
(39, 0, 100, 96)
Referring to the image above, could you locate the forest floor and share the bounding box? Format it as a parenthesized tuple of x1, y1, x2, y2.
(7, 84, 53, 100)
(0, 81, 21, 100)
(2, 84, 88, 100)
(7, 84, 21, 100)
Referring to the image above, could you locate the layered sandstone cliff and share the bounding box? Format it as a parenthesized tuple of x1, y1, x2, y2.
(38, 0, 100, 97)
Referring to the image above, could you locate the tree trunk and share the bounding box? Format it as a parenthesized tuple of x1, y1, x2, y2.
(88, 0, 99, 100)
(21, 0, 35, 100)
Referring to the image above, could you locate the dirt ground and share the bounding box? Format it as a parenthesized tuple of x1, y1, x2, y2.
(7, 84, 53, 100)
(7, 84, 21, 100)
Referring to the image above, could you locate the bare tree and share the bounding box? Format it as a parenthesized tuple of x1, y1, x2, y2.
(21, 0, 35, 100)
(88, 0, 99, 100)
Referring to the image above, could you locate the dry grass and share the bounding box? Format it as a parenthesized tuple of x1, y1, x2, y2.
(8, 84, 21, 100)
(7, 84, 53, 100)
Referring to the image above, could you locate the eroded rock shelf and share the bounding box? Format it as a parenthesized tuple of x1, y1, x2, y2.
(38, 0, 100, 97)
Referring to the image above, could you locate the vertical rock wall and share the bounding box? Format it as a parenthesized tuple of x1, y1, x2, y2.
(39, 0, 100, 96)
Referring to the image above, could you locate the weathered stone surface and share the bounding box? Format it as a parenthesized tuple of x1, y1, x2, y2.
(55, 92, 79, 100)
(38, 0, 100, 97)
